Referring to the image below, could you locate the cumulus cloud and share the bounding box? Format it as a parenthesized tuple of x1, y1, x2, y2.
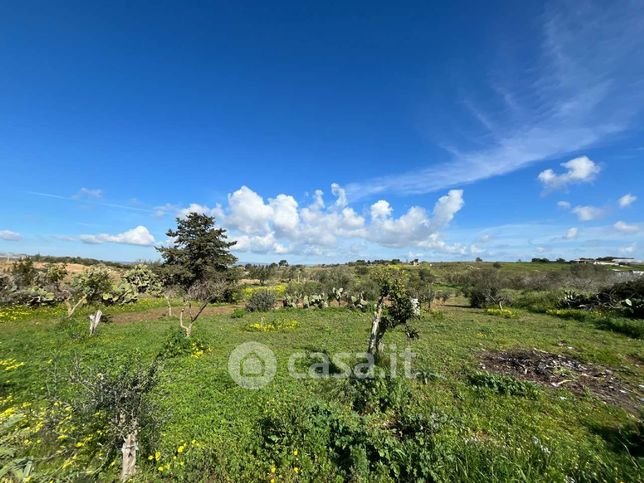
(537, 156, 600, 191)
(227, 186, 274, 234)
(178, 203, 224, 219)
(564, 227, 578, 239)
(370, 200, 392, 220)
(367, 190, 464, 248)
(618, 193, 637, 208)
(432, 190, 465, 228)
(154, 202, 224, 219)
(80, 226, 156, 246)
(571, 205, 604, 221)
(0, 230, 21, 241)
(614, 221, 639, 233)
(181, 184, 465, 255)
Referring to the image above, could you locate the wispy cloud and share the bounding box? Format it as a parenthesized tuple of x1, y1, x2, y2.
(27, 191, 153, 214)
(346, 1, 644, 200)
(74, 187, 103, 199)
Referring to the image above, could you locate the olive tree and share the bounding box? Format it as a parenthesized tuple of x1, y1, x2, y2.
(367, 270, 418, 356)
(67, 357, 161, 481)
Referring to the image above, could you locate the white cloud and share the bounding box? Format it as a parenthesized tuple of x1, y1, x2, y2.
(194, 184, 467, 255)
(344, 2, 644, 199)
(618, 193, 637, 208)
(620, 244, 636, 255)
(226, 186, 274, 234)
(269, 194, 300, 235)
(370, 200, 392, 220)
(80, 226, 156, 246)
(367, 190, 464, 248)
(75, 187, 103, 199)
(537, 156, 600, 190)
(178, 203, 224, 219)
(564, 227, 578, 239)
(479, 234, 492, 243)
(614, 221, 639, 233)
(154, 202, 223, 219)
(0, 230, 21, 241)
(331, 183, 347, 208)
(310, 189, 325, 210)
(431, 190, 465, 229)
(557, 201, 572, 209)
(571, 205, 604, 221)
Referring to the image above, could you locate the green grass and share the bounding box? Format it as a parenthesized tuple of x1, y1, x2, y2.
(1, 302, 642, 481)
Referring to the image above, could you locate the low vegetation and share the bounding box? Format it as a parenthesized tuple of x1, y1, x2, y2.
(1, 218, 642, 480)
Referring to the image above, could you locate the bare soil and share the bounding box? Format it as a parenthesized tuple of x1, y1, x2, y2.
(111, 304, 240, 324)
(479, 348, 642, 414)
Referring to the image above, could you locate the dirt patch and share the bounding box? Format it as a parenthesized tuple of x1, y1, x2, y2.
(479, 349, 642, 414)
(111, 305, 240, 324)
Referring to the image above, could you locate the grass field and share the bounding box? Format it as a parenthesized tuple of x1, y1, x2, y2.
(1, 297, 641, 481)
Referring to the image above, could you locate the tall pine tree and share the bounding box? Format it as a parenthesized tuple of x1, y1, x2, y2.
(157, 213, 237, 289)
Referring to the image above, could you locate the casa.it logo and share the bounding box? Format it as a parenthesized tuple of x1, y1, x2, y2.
(227, 342, 277, 389)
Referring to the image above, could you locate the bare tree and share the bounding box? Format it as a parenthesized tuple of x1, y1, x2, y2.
(179, 278, 229, 338)
(64, 293, 87, 317)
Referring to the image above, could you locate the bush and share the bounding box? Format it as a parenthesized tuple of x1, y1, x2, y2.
(71, 266, 113, 304)
(599, 279, 644, 319)
(512, 291, 560, 313)
(245, 290, 276, 312)
(460, 269, 503, 308)
(10, 258, 37, 288)
(231, 307, 245, 318)
(158, 327, 208, 359)
(123, 264, 162, 294)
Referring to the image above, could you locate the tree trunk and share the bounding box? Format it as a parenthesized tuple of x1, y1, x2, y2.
(179, 308, 193, 338)
(121, 431, 138, 481)
(89, 310, 102, 335)
(367, 296, 385, 355)
(165, 295, 173, 317)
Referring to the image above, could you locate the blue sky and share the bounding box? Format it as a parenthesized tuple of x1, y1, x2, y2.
(1, 0, 642, 263)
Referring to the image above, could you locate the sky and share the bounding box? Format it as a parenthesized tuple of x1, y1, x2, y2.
(1, 0, 643, 263)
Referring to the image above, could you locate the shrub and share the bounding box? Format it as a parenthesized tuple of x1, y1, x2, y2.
(461, 269, 504, 308)
(245, 290, 276, 312)
(512, 291, 560, 313)
(71, 266, 113, 304)
(158, 327, 209, 359)
(10, 258, 37, 288)
(231, 307, 246, 318)
(344, 377, 412, 413)
(123, 264, 162, 294)
(485, 308, 518, 319)
(102, 282, 138, 305)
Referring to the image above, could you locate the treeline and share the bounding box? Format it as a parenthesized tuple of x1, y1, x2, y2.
(26, 253, 131, 269)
